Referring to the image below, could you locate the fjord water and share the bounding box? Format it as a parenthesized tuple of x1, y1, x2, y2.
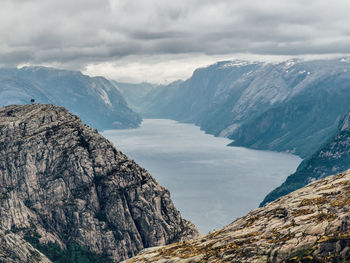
(103, 119, 301, 234)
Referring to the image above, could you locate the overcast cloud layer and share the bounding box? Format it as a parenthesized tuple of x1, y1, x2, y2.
(2, 0, 350, 83)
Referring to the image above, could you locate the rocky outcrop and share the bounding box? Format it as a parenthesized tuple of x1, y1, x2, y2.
(124, 170, 350, 263)
(261, 110, 350, 206)
(0, 228, 51, 263)
(0, 104, 198, 262)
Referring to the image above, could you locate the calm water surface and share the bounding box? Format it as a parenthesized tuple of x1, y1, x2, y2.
(103, 119, 301, 234)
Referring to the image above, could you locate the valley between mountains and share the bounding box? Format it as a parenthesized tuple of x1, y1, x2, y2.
(2, 0, 350, 262)
(1, 58, 350, 262)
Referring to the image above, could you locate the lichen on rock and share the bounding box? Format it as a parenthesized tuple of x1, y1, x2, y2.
(124, 170, 350, 262)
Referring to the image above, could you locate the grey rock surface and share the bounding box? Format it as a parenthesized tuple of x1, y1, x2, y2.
(0, 104, 199, 262)
(0, 228, 52, 263)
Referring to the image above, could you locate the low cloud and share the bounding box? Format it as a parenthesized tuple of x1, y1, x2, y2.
(1, 0, 350, 82)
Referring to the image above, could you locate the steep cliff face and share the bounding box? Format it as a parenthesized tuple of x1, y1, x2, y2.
(124, 170, 350, 263)
(0, 104, 198, 262)
(0, 67, 141, 130)
(123, 60, 261, 125)
(121, 58, 350, 158)
(0, 228, 51, 263)
(261, 110, 350, 206)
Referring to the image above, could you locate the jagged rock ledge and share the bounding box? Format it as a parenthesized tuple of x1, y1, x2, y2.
(0, 104, 199, 262)
(124, 170, 350, 262)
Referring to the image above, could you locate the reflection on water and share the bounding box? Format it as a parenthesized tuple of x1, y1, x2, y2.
(103, 119, 301, 234)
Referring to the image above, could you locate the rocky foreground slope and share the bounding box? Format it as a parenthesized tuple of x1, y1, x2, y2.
(0, 104, 198, 262)
(124, 170, 350, 262)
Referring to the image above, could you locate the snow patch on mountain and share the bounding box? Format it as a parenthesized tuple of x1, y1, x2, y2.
(219, 60, 253, 69)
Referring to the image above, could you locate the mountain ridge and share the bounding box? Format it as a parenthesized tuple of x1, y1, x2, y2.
(0, 66, 141, 130)
(119, 58, 350, 158)
(261, 109, 350, 206)
(0, 104, 198, 262)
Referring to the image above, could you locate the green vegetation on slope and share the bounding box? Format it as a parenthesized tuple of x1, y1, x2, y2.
(24, 231, 112, 263)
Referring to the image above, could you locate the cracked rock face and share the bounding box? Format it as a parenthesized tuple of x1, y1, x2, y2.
(0, 104, 199, 262)
(124, 170, 350, 263)
(0, 228, 51, 263)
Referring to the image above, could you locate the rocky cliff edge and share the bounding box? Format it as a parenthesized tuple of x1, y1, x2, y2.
(0, 104, 199, 262)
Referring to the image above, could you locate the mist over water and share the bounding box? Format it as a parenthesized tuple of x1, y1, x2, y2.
(103, 119, 301, 234)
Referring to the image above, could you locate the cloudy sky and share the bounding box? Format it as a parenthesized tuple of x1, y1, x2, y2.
(1, 0, 350, 83)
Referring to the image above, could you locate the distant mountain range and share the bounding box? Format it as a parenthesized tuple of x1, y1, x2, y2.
(111, 81, 156, 114)
(0, 66, 141, 130)
(2, 60, 350, 262)
(119, 58, 350, 158)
